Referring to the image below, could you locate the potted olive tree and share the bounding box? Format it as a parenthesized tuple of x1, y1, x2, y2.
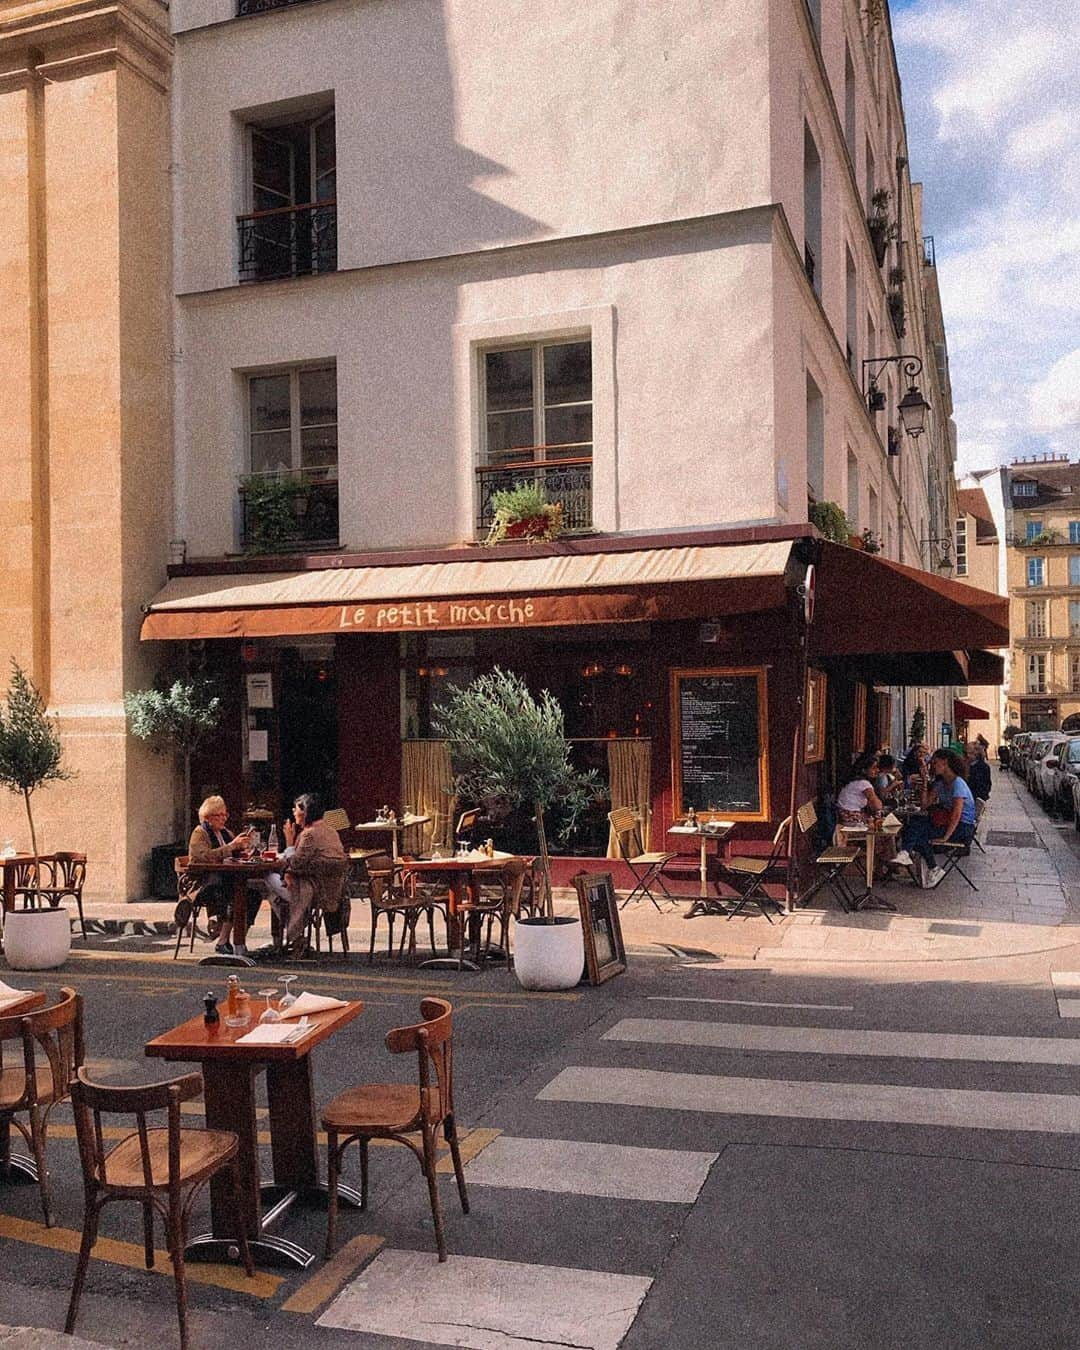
(434, 668, 596, 989)
(0, 661, 74, 969)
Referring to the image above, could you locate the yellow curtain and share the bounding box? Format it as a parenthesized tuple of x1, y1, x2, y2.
(401, 740, 456, 854)
(606, 740, 652, 857)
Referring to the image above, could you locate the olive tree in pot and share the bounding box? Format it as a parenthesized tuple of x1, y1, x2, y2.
(0, 661, 74, 969)
(434, 668, 596, 990)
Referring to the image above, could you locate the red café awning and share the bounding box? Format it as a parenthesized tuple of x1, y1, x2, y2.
(810, 542, 1007, 686)
(954, 698, 991, 722)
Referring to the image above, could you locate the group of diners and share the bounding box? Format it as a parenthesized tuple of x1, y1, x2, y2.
(186, 791, 345, 957)
(836, 735, 990, 890)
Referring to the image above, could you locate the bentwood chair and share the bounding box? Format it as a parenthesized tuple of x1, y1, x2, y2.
(454, 857, 527, 969)
(322, 997, 468, 1262)
(608, 808, 676, 911)
(171, 856, 211, 959)
(365, 852, 439, 962)
(712, 817, 791, 922)
(0, 986, 84, 1226)
(794, 802, 861, 912)
(66, 1068, 253, 1350)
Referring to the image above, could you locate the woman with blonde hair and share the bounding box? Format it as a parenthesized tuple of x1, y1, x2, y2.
(188, 796, 258, 956)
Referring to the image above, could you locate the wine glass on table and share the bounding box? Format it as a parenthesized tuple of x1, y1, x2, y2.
(278, 974, 298, 1010)
(258, 985, 281, 1023)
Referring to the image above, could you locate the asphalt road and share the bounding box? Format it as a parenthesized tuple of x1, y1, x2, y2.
(4, 939, 1080, 1349)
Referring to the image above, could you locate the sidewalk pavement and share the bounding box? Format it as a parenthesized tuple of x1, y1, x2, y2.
(74, 770, 1080, 968)
(0, 1329, 105, 1349)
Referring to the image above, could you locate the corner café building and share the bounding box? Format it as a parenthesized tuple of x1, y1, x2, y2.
(140, 524, 1008, 887)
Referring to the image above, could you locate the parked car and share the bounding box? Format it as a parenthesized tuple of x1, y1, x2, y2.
(1024, 734, 1054, 795)
(1011, 733, 1032, 777)
(1046, 736, 1080, 817)
(1030, 735, 1069, 806)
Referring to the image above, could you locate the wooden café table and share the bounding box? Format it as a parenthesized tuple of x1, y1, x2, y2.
(0, 988, 48, 1186)
(184, 857, 281, 967)
(837, 817, 903, 911)
(353, 813, 431, 861)
(146, 998, 364, 1268)
(403, 851, 514, 972)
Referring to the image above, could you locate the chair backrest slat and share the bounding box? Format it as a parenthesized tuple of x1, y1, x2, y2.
(71, 1068, 204, 1190)
(385, 997, 454, 1122)
(0, 987, 83, 1111)
(607, 808, 642, 859)
(796, 801, 817, 835)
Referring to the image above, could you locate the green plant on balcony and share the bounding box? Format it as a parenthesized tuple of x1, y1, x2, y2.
(861, 528, 882, 554)
(483, 483, 563, 547)
(868, 188, 898, 267)
(240, 474, 298, 554)
(809, 500, 852, 545)
(1017, 530, 1060, 547)
(887, 289, 906, 338)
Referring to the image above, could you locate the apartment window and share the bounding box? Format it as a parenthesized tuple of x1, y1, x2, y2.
(868, 485, 880, 541)
(1027, 601, 1047, 639)
(1071, 600, 1080, 636)
(846, 451, 859, 529)
(845, 249, 858, 373)
(476, 339, 593, 533)
(242, 364, 338, 550)
(806, 373, 825, 502)
(1026, 519, 1043, 542)
(1013, 479, 1037, 498)
(1028, 653, 1047, 695)
(844, 44, 856, 154)
(803, 126, 822, 295)
(238, 109, 336, 282)
(1027, 557, 1046, 587)
(954, 518, 968, 576)
(1071, 556, 1080, 587)
(1072, 654, 1080, 694)
(1069, 522, 1080, 544)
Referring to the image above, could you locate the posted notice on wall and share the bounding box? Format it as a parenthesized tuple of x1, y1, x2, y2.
(246, 672, 273, 708)
(248, 729, 269, 762)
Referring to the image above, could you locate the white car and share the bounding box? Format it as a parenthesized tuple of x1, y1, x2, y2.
(1032, 735, 1070, 806)
(1047, 736, 1080, 817)
(1025, 735, 1054, 794)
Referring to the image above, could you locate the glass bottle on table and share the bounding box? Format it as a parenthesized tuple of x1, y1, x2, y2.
(266, 823, 279, 857)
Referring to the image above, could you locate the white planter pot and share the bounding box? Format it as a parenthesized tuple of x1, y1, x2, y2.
(513, 916, 584, 991)
(3, 907, 71, 971)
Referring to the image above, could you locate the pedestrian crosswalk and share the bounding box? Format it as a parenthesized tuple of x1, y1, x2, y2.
(1050, 969, 1080, 1017)
(318, 995, 1080, 1349)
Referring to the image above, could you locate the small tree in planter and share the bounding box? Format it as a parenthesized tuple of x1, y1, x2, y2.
(0, 661, 73, 905)
(809, 500, 852, 545)
(909, 704, 927, 747)
(124, 677, 224, 842)
(434, 668, 596, 988)
(483, 484, 563, 546)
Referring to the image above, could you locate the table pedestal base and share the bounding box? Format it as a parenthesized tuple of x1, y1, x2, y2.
(198, 950, 256, 968)
(185, 1180, 364, 1269)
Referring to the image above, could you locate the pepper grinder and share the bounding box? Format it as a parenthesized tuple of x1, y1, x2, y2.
(203, 992, 220, 1028)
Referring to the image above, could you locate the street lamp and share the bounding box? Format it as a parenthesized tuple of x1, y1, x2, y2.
(920, 535, 953, 570)
(862, 355, 930, 439)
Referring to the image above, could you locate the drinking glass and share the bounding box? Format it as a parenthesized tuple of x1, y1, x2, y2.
(278, 974, 298, 1010)
(258, 987, 281, 1023)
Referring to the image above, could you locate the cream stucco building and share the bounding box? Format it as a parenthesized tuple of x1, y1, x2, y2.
(2, 0, 993, 898)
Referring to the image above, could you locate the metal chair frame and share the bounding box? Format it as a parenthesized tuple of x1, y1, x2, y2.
(793, 802, 861, 912)
(715, 817, 791, 922)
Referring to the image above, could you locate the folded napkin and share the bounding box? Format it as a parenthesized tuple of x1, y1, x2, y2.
(236, 1017, 312, 1045)
(278, 992, 349, 1019)
(882, 812, 901, 828)
(0, 979, 33, 1011)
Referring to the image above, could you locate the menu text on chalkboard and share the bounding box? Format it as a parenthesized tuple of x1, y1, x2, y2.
(671, 668, 769, 821)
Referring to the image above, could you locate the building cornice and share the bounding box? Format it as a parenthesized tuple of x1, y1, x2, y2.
(0, 0, 171, 90)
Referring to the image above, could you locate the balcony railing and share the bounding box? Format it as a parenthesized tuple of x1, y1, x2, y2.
(238, 467, 338, 554)
(476, 456, 593, 534)
(237, 201, 337, 283)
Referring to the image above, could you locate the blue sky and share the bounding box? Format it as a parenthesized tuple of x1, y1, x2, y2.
(890, 0, 1079, 472)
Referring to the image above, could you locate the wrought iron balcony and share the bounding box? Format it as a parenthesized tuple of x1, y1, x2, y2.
(476, 456, 593, 534)
(237, 201, 337, 283)
(238, 468, 338, 554)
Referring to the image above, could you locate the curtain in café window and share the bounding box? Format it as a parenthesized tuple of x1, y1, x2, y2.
(606, 739, 652, 857)
(401, 740, 456, 854)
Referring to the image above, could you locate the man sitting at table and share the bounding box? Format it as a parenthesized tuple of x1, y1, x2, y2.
(277, 793, 347, 956)
(893, 749, 976, 888)
(187, 796, 261, 956)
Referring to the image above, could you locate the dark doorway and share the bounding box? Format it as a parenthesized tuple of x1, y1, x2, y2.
(279, 652, 338, 809)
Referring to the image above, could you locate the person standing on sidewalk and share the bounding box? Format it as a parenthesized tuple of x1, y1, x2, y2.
(967, 740, 992, 804)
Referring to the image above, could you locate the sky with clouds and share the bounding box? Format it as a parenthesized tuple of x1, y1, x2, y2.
(890, 0, 1080, 473)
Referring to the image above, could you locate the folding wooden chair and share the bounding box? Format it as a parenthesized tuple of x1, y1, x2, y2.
(793, 802, 860, 912)
(608, 808, 676, 911)
(715, 817, 791, 922)
(933, 837, 978, 891)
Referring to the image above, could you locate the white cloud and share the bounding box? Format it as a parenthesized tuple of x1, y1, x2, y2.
(892, 0, 1080, 470)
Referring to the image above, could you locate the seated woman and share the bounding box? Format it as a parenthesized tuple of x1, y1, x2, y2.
(873, 753, 901, 803)
(901, 741, 931, 783)
(893, 749, 976, 889)
(273, 793, 347, 957)
(836, 752, 885, 826)
(187, 796, 261, 956)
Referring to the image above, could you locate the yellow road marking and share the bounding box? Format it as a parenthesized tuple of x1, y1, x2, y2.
(436, 1127, 501, 1175)
(281, 1234, 384, 1314)
(0, 1213, 281, 1298)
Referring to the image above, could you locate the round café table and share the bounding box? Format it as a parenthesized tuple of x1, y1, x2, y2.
(402, 851, 514, 972)
(667, 821, 736, 908)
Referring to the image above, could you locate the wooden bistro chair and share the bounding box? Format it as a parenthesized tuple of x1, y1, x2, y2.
(303, 858, 353, 958)
(712, 817, 791, 922)
(365, 852, 439, 963)
(42, 852, 89, 942)
(794, 801, 861, 913)
(65, 1067, 253, 1350)
(322, 996, 468, 1262)
(0, 986, 84, 1227)
(454, 857, 527, 970)
(607, 807, 676, 911)
(171, 856, 212, 960)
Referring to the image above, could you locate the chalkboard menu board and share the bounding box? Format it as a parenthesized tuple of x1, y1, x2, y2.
(573, 872, 626, 984)
(671, 668, 769, 821)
